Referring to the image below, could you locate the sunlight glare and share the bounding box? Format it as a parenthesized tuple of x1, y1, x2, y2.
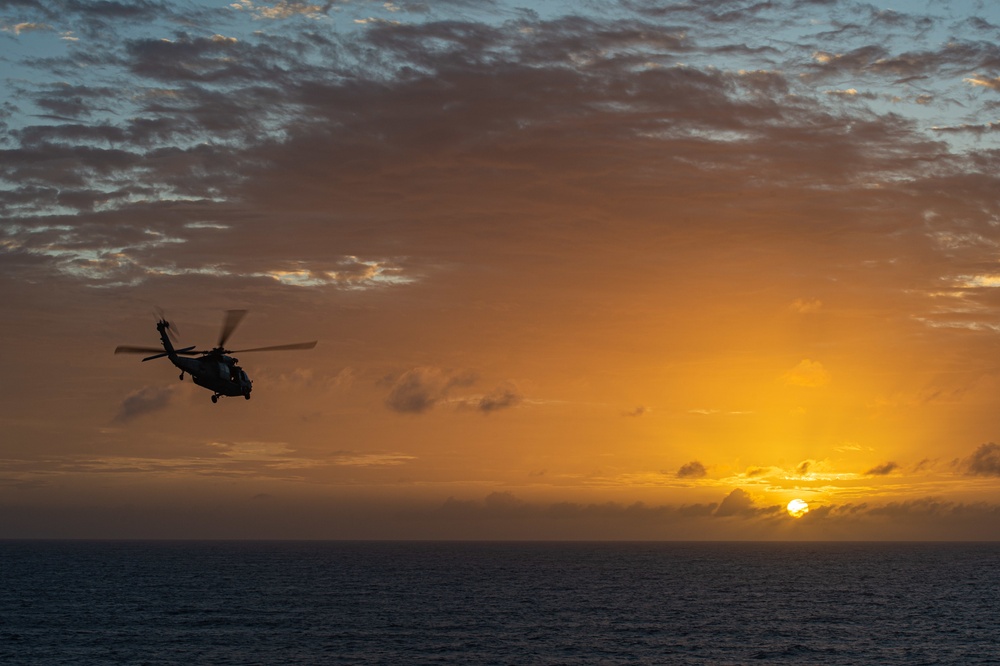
(786, 498, 809, 518)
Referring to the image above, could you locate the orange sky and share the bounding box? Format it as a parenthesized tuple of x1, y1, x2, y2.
(4, 0, 1000, 539)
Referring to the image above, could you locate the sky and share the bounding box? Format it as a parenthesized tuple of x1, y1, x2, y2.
(4, 0, 1000, 540)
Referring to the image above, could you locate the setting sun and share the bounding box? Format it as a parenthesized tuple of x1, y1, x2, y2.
(787, 499, 810, 518)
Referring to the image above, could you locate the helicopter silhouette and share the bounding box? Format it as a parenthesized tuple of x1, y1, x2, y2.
(115, 310, 317, 403)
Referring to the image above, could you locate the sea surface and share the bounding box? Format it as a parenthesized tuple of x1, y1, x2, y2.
(1, 541, 998, 664)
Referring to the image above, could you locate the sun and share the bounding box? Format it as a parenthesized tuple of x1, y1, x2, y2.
(786, 498, 809, 518)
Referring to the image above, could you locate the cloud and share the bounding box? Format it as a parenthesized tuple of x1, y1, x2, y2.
(677, 460, 707, 478)
(862, 497, 964, 519)
(113, 386, 175, 423)
(7, 0, 1000, 542)
(209, 440, 294, 460)
(354, 17, 402, 26)
(330, 452, 417, 466)
(807, 46, 890, 77)
(384, 367, 477, 413)
(966, 443, 1000, 476)
(423, 493, 1000, 540)
(782, 360, 830, 387)
(231, 1, 329, 20)
(825, 88, 877, 100)
(714, 488, 757, 517)
(2, 22, 52, 35)
(428, 491, 725, 534)
(383, 369, 520, 415)
(3, 0, 991, 299)
(11, 486, 1000, 539)
(468, 383, 523, 414)
(426, 488, 781, 531)
(965, 75, 1000, 91)
(623, 405, 648, 417)
(2, 441, 380, 484)
(865, 461, 900, 476)
(932, 122, 1000, 135)
(789, 298, 822, 314)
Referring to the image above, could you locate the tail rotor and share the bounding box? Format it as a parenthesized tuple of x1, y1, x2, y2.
(153, 306, 180, 343)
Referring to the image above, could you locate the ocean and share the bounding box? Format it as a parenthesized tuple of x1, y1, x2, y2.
(1, 541, 997, 664)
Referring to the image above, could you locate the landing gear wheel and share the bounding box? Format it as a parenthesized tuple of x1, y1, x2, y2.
(211, 394, 219, 404)
(179, 372, 184, 380)
(244, 392, 251, 400)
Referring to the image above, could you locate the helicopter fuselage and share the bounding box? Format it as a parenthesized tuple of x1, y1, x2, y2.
(116, 310, 315, 404)
(173, 354, 252, 398)
(156, 321, 252, 401)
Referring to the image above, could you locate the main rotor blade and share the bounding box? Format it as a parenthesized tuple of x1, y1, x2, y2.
(218, 309, 248, 348)
(231, 341, 318, 353)
(115, 345, 163, 355)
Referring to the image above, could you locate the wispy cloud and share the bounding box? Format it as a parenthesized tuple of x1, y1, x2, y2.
(966, 443, 1000, 476)
(865, 461, 900, 476)
(782, 360, 830, 388)
(230, 1, 330, 21)
(789, 298, 822, 314)
(113, 386, 175, 423)
(458, 383, 524, 414)
(964, 75, 1000, 91)
(2, 22, 52, 35)
(383, 367, 477, 414)
(677, 461, 707, 479)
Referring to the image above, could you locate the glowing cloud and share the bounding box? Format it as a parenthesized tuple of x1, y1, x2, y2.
(113, 386, 175, 424)
(677, 461, 707, 479)
(782, 360, 830, 387)
(966, 443, 1000, 476)
(789, 298, 822, 313)
(384, 367, 477, 414)
(2, 22, 51, 35)
(231, 0, 327, 20)
(965, 75, 1000, 91)
(865, 461, 900, 476)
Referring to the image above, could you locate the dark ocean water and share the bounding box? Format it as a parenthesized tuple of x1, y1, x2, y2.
(1, 541, 998, 665)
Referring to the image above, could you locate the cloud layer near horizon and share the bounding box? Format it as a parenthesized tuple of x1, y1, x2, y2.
(4, 486, 1000, 540)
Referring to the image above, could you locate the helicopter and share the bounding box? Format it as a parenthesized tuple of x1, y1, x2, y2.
(115, 310, 317, 403)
